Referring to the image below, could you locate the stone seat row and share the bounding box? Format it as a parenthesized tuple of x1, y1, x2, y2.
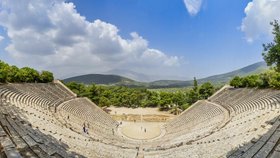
(0, 103, 80, 158)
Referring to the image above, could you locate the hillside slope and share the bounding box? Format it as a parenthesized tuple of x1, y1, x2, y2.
(63, 61, 269, 87)
(63, 74, 135, 85)
(198, 61, 268, 84)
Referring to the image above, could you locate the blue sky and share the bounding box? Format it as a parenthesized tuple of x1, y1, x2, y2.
(69, 0, 256, 74)
(0, 0, 279, 81)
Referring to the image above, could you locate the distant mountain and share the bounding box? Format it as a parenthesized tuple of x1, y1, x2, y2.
(106, 69, 187, 82)
(106, 69, 153, 82)
(198, 61, 268, 84)
(63, 61, 269, 88)
(63, 74, 135, 85)
(146, 61, 269, 88)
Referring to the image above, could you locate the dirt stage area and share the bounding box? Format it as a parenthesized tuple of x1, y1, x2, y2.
(119, 121, 164, 140)
(107, 107, 174, 140)
(108, 107, 175, 122)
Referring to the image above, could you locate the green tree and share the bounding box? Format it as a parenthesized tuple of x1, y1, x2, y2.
(143, 91, 159, 107)
(198, 82, 214, 99)
(172, 92, 185, 106)
(193, 77, 198, 91)
(230, 76, 243, 88)
(7, 66, 20, 82)
(242, 75, 261, 87)
(64, 81, 217, 111)
(159, 92, 173, 111)
(268, 71, 280, 89)
(40, 71, 54, 83)
(0, 60, 54, 83)
(99, 96, 111, 107)
(262, 20, 280, 72)
(0, 61, 9, 82)
(65, 82, 86, 96)
(17, 67, 40, 82)
(187, 89, 199, 104)
(258, 72, 270, 88)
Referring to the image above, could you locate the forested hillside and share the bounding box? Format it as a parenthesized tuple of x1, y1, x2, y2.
(63, 74, 135, 85)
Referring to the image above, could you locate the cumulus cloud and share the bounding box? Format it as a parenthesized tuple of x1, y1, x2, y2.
(241, 0, 280, 42)
(183, 0, 203, 16)
(0, 0, 180, 79)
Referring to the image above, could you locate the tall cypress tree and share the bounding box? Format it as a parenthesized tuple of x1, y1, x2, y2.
(193, 77, 198, 91)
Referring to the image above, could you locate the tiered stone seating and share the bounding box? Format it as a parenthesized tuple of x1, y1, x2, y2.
(166, 101, 227, 132)
(0, 101, 80, 157)
(1, 82, 280, 158)
(0, 83, 75, 110)
(19, 101, 138, 158)
(57, 98, 119, 139)
(0, 83, 139, 157)
(57, 98, 141, 149)
(58, 98, 117, 126)
(143, 87, 280, 157)
(227, 115, 280, 158)
(210, 88, 280, 116)
(144, 101, 228, 148)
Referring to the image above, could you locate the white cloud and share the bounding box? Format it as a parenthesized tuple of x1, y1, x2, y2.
(0, 0, 180, 79)
(241, 0, 280, 42)
(0, 35, 4, 42)
(183, 0, 203, 16)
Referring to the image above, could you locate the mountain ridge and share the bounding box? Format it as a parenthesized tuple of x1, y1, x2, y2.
(63, 74, 135, 85)
(63, 61, 268, 88)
